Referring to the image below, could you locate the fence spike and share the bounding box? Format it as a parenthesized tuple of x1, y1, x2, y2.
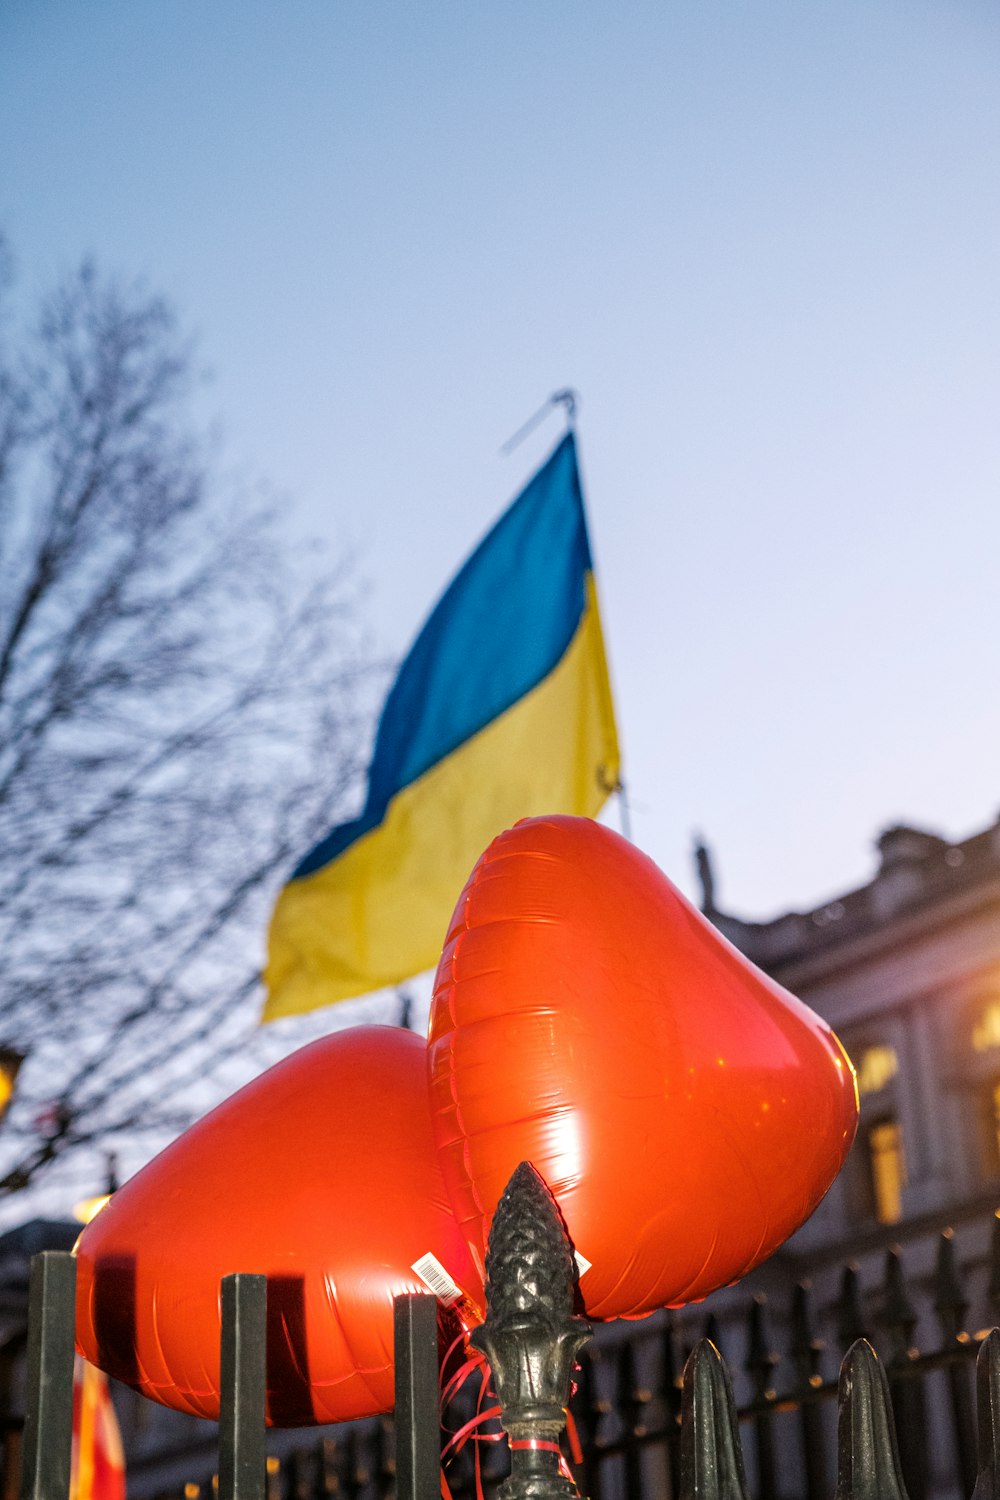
(661, 1312, 683, 1500)
(745, 1297, 779, 1394)
(662, 1310, 682, 1396)
(881, 1250, 929, 1500)
(932, 1231, 978, 1496)
(616, 1338, 649, 1433)
(745, 1297, 779, 1500)
(679, 1339, 749, 1500)
(882, 1250, 918, 1367)
(972, 1329, 1000, 1500)
(837, 1265, 869, 1349)
(835, 1339, 909, 1500)
(789, 1282, 825, 1394)
(933, 1231, 968, 1341)
(791, 1282, 829, 1500)
(616, 1339, 646, 1498)
(989, 1217, 1000, 1327)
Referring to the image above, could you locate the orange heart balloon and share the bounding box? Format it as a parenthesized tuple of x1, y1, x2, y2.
(427, 815, 858, 1319)
(76, 1027, 482, 1425)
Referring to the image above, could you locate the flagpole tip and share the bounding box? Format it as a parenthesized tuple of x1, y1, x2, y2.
(500, 389, 581, 456)
(551, 389, 579, 427)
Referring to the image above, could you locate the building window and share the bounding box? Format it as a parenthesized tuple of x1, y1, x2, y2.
(973, 1003, 1000, 1053)
(868, 1117, 906, 1224)
(856, 1044, 899, 1097)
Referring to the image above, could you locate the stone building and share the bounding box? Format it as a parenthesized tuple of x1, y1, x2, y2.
(702, 812, 1000, 1283)
(681, 812, 1000, 1500)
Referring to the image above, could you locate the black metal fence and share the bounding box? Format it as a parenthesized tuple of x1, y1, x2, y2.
(12, 1200, 1000, 1500)
(566, 1228, 1000, 1500)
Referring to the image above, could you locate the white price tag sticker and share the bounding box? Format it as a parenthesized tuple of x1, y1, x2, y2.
(411, 1252, 462, 1306)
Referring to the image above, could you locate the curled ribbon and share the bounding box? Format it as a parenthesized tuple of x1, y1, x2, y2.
(437, 1317, 583, 1498)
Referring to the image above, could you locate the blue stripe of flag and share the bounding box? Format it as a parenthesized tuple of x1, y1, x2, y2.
(293, 433, 592, 881)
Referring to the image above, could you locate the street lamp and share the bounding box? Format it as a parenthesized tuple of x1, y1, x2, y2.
(73, 1152, 119, 1226)
(0, 1047, 24, 1123)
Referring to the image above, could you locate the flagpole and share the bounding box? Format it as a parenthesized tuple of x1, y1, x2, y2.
(503, 395, 629, 846)
(617, 779, 633, 843)
(500, 389, 579, 455)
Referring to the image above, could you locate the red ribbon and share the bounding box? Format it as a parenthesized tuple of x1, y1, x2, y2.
(565, 1408, 584, 1467)
(439, 1317, 503, 1500)
(437, 1319, 583, 1497)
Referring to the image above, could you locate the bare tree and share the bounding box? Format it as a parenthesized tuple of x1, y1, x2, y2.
(0, 249, 377, 1201)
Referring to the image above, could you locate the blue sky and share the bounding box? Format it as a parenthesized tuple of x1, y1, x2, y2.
(4, 0, 999, 920)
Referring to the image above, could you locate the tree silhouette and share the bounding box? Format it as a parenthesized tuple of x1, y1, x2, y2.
(0, 247, 377, 1199)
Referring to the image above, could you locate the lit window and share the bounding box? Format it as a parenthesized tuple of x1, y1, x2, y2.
(973, 1004, 1000, 1053)
(856, 1044, 898, 1097)
(868, 1118, 906, 1224)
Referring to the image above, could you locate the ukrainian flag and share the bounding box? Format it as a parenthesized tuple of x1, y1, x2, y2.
(263, 432, 620, 1020)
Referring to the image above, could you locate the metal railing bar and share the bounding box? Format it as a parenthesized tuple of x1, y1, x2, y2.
(218, 1273, 267, 1500)
(392, 1295, 439, 1500)
(20, 1251, 76, 1500)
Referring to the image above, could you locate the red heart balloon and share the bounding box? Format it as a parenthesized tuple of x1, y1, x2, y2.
(75, 1027, 482, 1425)
(428, 816, 858, 1319)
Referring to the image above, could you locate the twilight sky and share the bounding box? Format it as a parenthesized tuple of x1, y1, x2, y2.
(4, 0, 999, 926)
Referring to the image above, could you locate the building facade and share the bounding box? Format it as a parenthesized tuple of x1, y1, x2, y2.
(681, 812, 1000, 1500)
(706, 813, 1000, 1275)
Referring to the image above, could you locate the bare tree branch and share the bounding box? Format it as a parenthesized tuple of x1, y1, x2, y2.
(0, 251, 380, 1202)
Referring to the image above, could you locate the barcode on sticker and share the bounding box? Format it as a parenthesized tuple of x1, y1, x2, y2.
(411, 1253, 462, 1305)
(574, 1251, 592, 1277)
